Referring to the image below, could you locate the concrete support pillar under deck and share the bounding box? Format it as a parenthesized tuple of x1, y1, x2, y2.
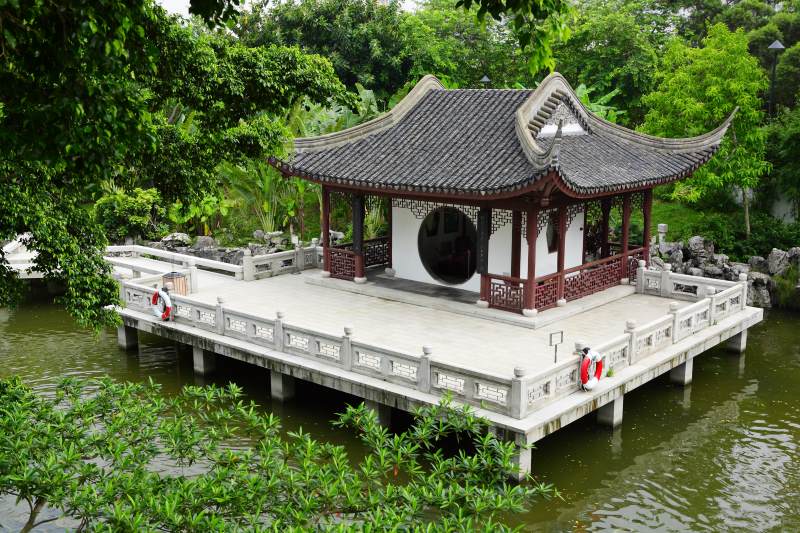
(510, 444, 532, 481)
(364, 399, 392, 427)
(270, 371, 296, 401)
(670, 358, 693, 386)
(192, 346, 216, 375)
(597, 396, 624, 428)
(117, 325, 138, 350)
(726, 330, 748, 353)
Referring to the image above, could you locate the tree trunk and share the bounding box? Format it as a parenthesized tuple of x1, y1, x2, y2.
(742, 188, 751, 239)
(19, 498, 46, 533)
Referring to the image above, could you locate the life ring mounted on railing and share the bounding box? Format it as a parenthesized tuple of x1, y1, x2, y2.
(580, 348, 603, 391)
(151, 288, 172, 321)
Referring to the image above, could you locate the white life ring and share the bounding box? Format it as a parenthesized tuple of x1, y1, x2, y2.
(580, 348, 604, 391)
(151, 289, 172, 321)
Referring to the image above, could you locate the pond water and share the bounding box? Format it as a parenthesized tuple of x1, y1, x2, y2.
(1, 293, 798, 531)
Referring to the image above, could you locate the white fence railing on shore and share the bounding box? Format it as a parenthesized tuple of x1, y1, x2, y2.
(120, 259, 750, 421)
(106, 242, 324, 281)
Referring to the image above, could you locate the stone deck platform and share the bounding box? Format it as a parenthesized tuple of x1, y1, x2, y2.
(111, 248, 762, 476)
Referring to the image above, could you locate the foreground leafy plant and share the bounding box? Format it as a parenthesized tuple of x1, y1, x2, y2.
(0, 377, 554, 531)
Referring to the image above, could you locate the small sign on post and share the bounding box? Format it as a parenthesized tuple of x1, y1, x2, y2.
(549, 330, 564, 364)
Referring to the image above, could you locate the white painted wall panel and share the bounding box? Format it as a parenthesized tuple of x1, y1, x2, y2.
(390, 206, 584, 292)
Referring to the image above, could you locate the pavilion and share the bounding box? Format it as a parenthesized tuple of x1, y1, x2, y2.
(271, 73, 735, 315)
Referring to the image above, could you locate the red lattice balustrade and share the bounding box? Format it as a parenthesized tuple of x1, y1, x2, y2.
(487, 275, 524, 313)
(329, 248, 356, 280)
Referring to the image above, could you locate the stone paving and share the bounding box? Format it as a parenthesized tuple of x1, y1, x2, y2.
(167, 268, 687, 378)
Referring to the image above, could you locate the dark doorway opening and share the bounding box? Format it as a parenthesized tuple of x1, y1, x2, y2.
(417, 207, 477, 285)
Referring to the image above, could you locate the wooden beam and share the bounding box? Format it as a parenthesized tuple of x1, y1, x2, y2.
(511, 211, 522, 278)
(556, 205, 567, 301)
(322, 186, 331, 273)
(601, 198, 611, 258)
(620, 193, 631, 278)
(524, 207, 538, 311)
(352, 194, 365, 279)
(477, 207, 491, 303)
(642, 189, 653, 265)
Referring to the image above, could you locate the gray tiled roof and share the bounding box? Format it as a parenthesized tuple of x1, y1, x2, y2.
(274, 74, 734, 198)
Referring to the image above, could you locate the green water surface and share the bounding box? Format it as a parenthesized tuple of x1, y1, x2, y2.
(1, 297, 798, 531)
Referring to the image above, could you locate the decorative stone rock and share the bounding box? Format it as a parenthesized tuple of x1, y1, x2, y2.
(191, 235, 218, 250)
(252, 229, 266, 241)
(161, 232, 191, 247)
(687, 267, 704, 277)
(747, 272, 773, 308)
(748, 255, 767, 273)
(712, 253, 729, 265)
(788, 247, 800, 268)
(702, 264, 724, 278)
(222, 249, 245, 265)
(650, 256, 666, 271)
(767, 248, 789, 276)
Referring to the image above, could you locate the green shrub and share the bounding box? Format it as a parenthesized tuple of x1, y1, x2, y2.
(94, 187, 167, 243)
(773, 266, 800, 310)
(652, 200, 800, 261)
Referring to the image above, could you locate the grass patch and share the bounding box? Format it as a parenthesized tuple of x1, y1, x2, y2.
(773, 266, 800, 310)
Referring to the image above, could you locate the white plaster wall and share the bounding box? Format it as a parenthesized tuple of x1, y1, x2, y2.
(391, 206, 585, 292)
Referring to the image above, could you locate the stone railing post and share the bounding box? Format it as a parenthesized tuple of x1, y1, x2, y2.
(215, 297, 225, 334)
(311, 238, 320, 268)
(657, 223, 668, 254)
(274, 311, 285, 352)
(510, 367, 526, 419)
(293, 244, 303, 273)
(187, 258, 199, 293)
(669, 302, 680, 343)
(625, 319, 637, 364)
(739, 272, 749, 306)
(660, 263, 673, 298)
(704, 286, 716, 323)
(635, 260, 646, 294)
(242, 249, 255, 281)
(419, 345, 432, 393)
(341, 325, 354, 370)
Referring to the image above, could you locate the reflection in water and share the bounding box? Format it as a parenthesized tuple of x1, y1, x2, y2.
(1, 298, 799, 531)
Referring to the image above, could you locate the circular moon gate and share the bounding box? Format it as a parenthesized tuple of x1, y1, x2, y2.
(417, 206, 477, 285)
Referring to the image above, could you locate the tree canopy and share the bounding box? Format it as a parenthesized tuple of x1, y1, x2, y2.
(641, 23, 770, 233)
(0, 376, 554, 530)
(0, 1, 349, 329)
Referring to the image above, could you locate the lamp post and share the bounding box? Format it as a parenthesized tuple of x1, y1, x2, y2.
(480, 75, 491, 88)
(768, 39, 785, 117)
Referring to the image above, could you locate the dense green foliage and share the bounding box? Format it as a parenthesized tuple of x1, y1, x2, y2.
(0, 377, 554, 530)
(652, 200, 800, 260)
(236, 0, 411, 101)
(0, 0, 348, 329)
(641, 24, 770, 234)
(4, 0, 800, 328)
(95, 187, 167, 243)
(763, 106, 800, 217)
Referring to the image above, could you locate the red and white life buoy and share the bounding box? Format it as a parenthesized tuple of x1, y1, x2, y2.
(580, 348, 604, 391)
(151, 289, 172, 321)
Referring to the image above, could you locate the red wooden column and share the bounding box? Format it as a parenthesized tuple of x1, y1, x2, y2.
(523, 207, 538, 314)
(619, 193, 632, 278)
(600, 198, 612, 258)
(642, 189, 653, 266)
(352, 194, 366, 281)
(386, 198, 393, 271)
(321, 186, 331, 274)
(511, 210, 522, 278)
(556, 205, 567, 303)
(477, 206, 491, 306)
